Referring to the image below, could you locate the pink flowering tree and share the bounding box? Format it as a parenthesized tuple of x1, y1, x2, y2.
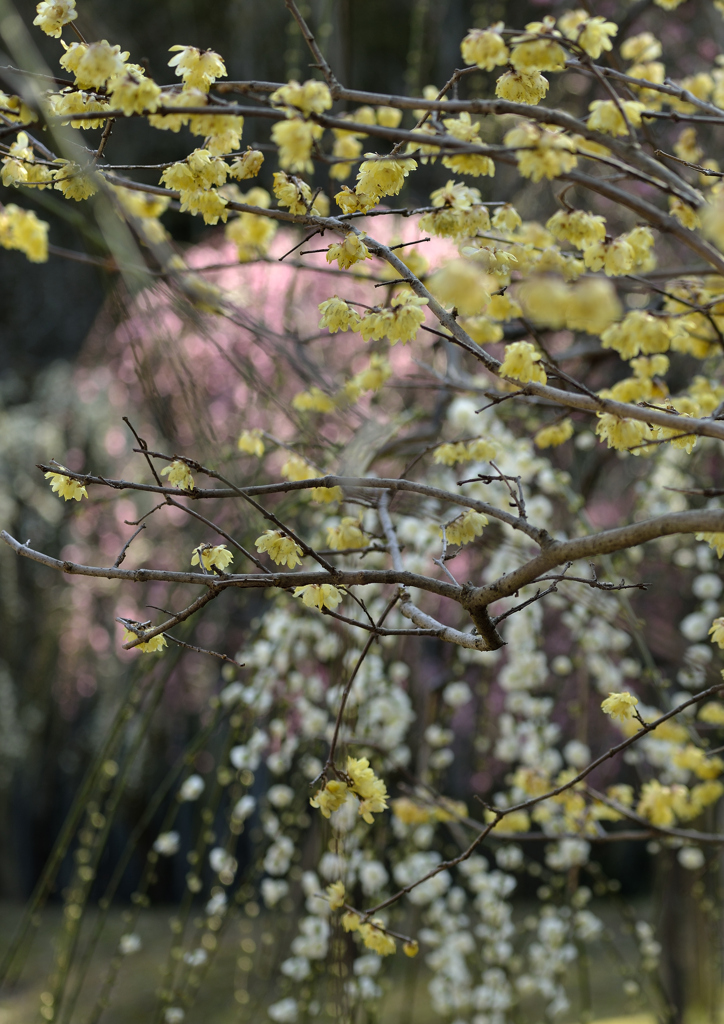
(3, 1, 724, 1022)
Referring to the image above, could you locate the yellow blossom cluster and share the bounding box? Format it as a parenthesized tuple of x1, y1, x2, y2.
(292, 387, 336, 413)
(326, 518, 367, 551)
(225, 187, 278, 261)
(342, 914, 397, 956)
(310, 756, 388, 825)
(237, 429, 265, 457)
(255, 531, 304, 568)
(161, 148, 230, 225)
(441, 510, 488, 546)
(342, 355, 392, 401)
(534, 419, 574, 448)
(504, 123, 578, 183)
(122, 628, 168, 654)
(418, 180, 491, 240)
(0, 204, 49, 262)
(294, 583, 343, 611)
(499, 341, 547, 385)
(45, 468, 87, 501)
(434, 438, 497, 466)
(191, 544, 234, 572)
(161, 460, 194, 490)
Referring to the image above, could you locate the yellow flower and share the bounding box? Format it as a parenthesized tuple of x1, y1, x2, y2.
(403, 940, 419, 957)
(318, 296, 361, 334)
(53, 162, 98, 201)
(504, 123, 577, 182)
(433, 442, 469, 466)
(33, 0, 77, 36)
(122, 628, 168, 654)
(499, 341, 547, 385)
(346, 756, 388, 823)
(698, 702, 724, 726)
(359, 920, 396, 956)
(343, 355, 391, 400)
(109, 74, 162, 116)
(168, 45, 227, 92)
(637, 780, 677, 827)
(327, 518, 366, 551)
(356, 156, 417, 203)
(601, 691, 639, 721)
(273, 171, 314, 215)
(670, 197, 701, 230)
(161, 460, 195, 490)
(271, 117, 323, 174)
(673, 744, 724, 780)
(342, 911, 360, 932)
(696, 533, 724, 559)
(191, 544, 234, 572)
(588, 100, 646, 136)
(709, 617, 724, 648)
(292, 387, 336, 413)
(583, 237, 635, 276)
(510, 37, 566, 73)
(294, 583, 343, 612)
(546, 209, 606, 250)
(230, 149, 265, 180)
(0, 204, 49, 262)
(238, 429, 265, 457)
(495, 70, 549, 105)
(559, 11, 617, 58)
(377, 106, 402, 128)
(45, 469, 87, 501)
(326, 233, 372, 269)
(460, 25, 509, 70)
(226, 190, 278, 260)
(442, 510, 488, 546)
(255, 530, 303, 568)
(310, 778, 348, 817)
(281, 454, 317, 482)
(534, 419, 574, 448)
(270, 79, 332, 118)
(60, 40, 127, 89)
(326, 880, 346, 910)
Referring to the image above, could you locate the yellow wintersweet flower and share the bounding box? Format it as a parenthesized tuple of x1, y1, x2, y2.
(326, 233, 372, 270)
(327, 518, 366, 551)
(343, 355, 391, 401)
(637, 780, 677, 827)
(504, 123, 577, 182)
(441, 113, 495, 178)
(709, 617, 724, 648)
(699, 702, 724, 726)
(292, 387, 336, 413)
(342, 911, 360, 932)
(310, 778, 348, 817)
(696, 533, 724, 559)
(255, 530, 303, 568)
(226, 189, 277, 260)
(53, 162, 98, 201)
(546, 209, 606, 250)
(534, 419, 574, 448)
(271, 118, 323, 174)
(442, 510, 488, 547)
(499, 341, 547, 385)
(0, 205, 49, 263)
(294, 583, 343, 612)
(326, 880, 346, 910)
(588, 99, 646, 137)
(60, 40, 128, 89)
(109, 74, 162, 117)
(319, 297, 361, 334)
(191, 544, 234, 572)
(270, 79, 332, 118)
(391, 798, 432, 825)
(33, 0, 77, 38)
(356, 155, 417, 203)
(161, 460, 194, 490)
(281, 454, 318, 482)
(403, 940, 419, 957)
(230, 148, 265, 180)
(558, 11, 617, 59)
(45, 469, 87, 501)
(467, 438, 497, 461)
(359, 920, 396, 956)
(495, 70, 549, 105)
(460, 25, 509, 71)
(346, 756, 388, 823)
(188, 112, 244, 156)
(168, 45, 227, 92)
(673, 744, 724, 780)
(238, 429, 265, 457)
(273, 171, 314, 215)
(123, 628, 168, 654)
(377, 106, 402, 128)
(433, 442, 469, 467)
(601, 691, 639, 721)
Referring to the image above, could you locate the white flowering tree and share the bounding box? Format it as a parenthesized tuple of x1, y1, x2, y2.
(4, 0, 724, 1022)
